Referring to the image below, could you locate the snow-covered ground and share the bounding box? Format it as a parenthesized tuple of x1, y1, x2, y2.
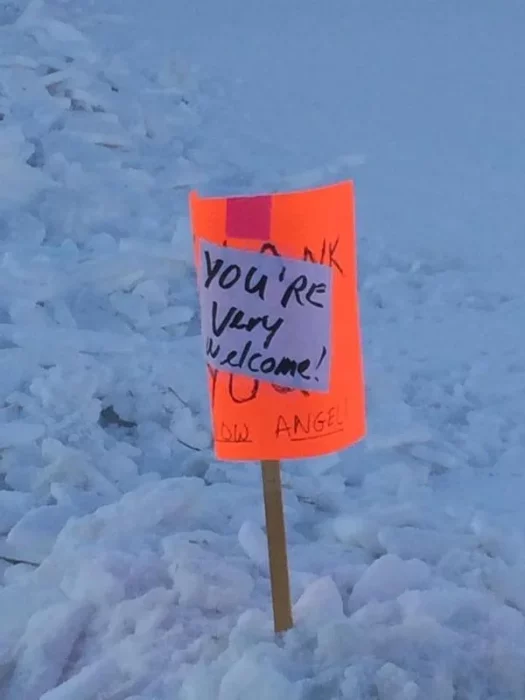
(1, 0, 525, 698)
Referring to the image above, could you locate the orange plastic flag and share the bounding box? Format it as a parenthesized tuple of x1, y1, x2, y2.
(190, 181, 366, 461)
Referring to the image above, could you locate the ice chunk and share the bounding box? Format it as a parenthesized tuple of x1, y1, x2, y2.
(1, 210, 45, 247)
(143, 305, 194, 330)
(375, 663, 419, 700)
(10, 327, 146, 356)
(378, 526, 475, 565)
(363, 462, 430, 498)
(7, 505, 77, 564)
(39, 658, 123, 700)
(0, 491, 34, 534)
(0, 146, 51, 208)
(486, 561, 525, 614)
(3, 563, 35, 585)
(350, 554, 431, 610)
(171, 406, 211, 452)
(60, 554, 127, 606)
(365, 364, 431, 450)
(50, 483, 108, 514)
(100, 450, 140, 491)
(238, 521, 268, 572)
(167, 541, 254, 613)
(294, 577, 344, 633)
(0, 578, 65, 650)
(0, 559, 11, 584)
(0, 422, 45, 449)
(304, 452, 340, 477)
(218, 654, 300, 700)
(333, 515, 384, 556)
(64, 111, 132, 149)
(5, 601, 93, 700)
(133, 279, 167, 311)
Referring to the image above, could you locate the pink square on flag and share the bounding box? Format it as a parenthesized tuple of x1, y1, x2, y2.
(226, 195, 272, 241)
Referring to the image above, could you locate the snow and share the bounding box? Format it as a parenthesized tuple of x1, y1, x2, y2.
(1, 0, 525, 697)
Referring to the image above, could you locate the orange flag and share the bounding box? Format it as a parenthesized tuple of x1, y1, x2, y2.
(190, 181, 366, 461)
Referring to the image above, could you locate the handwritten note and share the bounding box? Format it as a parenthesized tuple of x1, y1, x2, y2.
(199, 240, 332, 391)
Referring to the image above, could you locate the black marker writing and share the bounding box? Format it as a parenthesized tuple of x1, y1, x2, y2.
(211, 301, 283, 349)
(213, 340, 312, 382)
(217, 421, 252, 444)
(280, 275, 327, 310)
(206, 365, 311, 408)
(303, 237, 344, 276)
(275, 400, 348, 441)
(201, 240, 332, 392)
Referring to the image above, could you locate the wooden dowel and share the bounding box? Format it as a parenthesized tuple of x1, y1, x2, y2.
(260, 459, 293, 633)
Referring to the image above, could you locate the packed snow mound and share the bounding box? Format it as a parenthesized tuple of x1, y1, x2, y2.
(2, 476, 525, 699)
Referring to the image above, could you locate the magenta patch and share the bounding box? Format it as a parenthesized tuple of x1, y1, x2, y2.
(226, 195, 272, 241)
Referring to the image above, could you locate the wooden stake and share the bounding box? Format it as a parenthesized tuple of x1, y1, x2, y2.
(261, 459, 293, 633)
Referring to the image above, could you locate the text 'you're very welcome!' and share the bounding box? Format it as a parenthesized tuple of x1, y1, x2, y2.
(199, 241, 332, 391)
